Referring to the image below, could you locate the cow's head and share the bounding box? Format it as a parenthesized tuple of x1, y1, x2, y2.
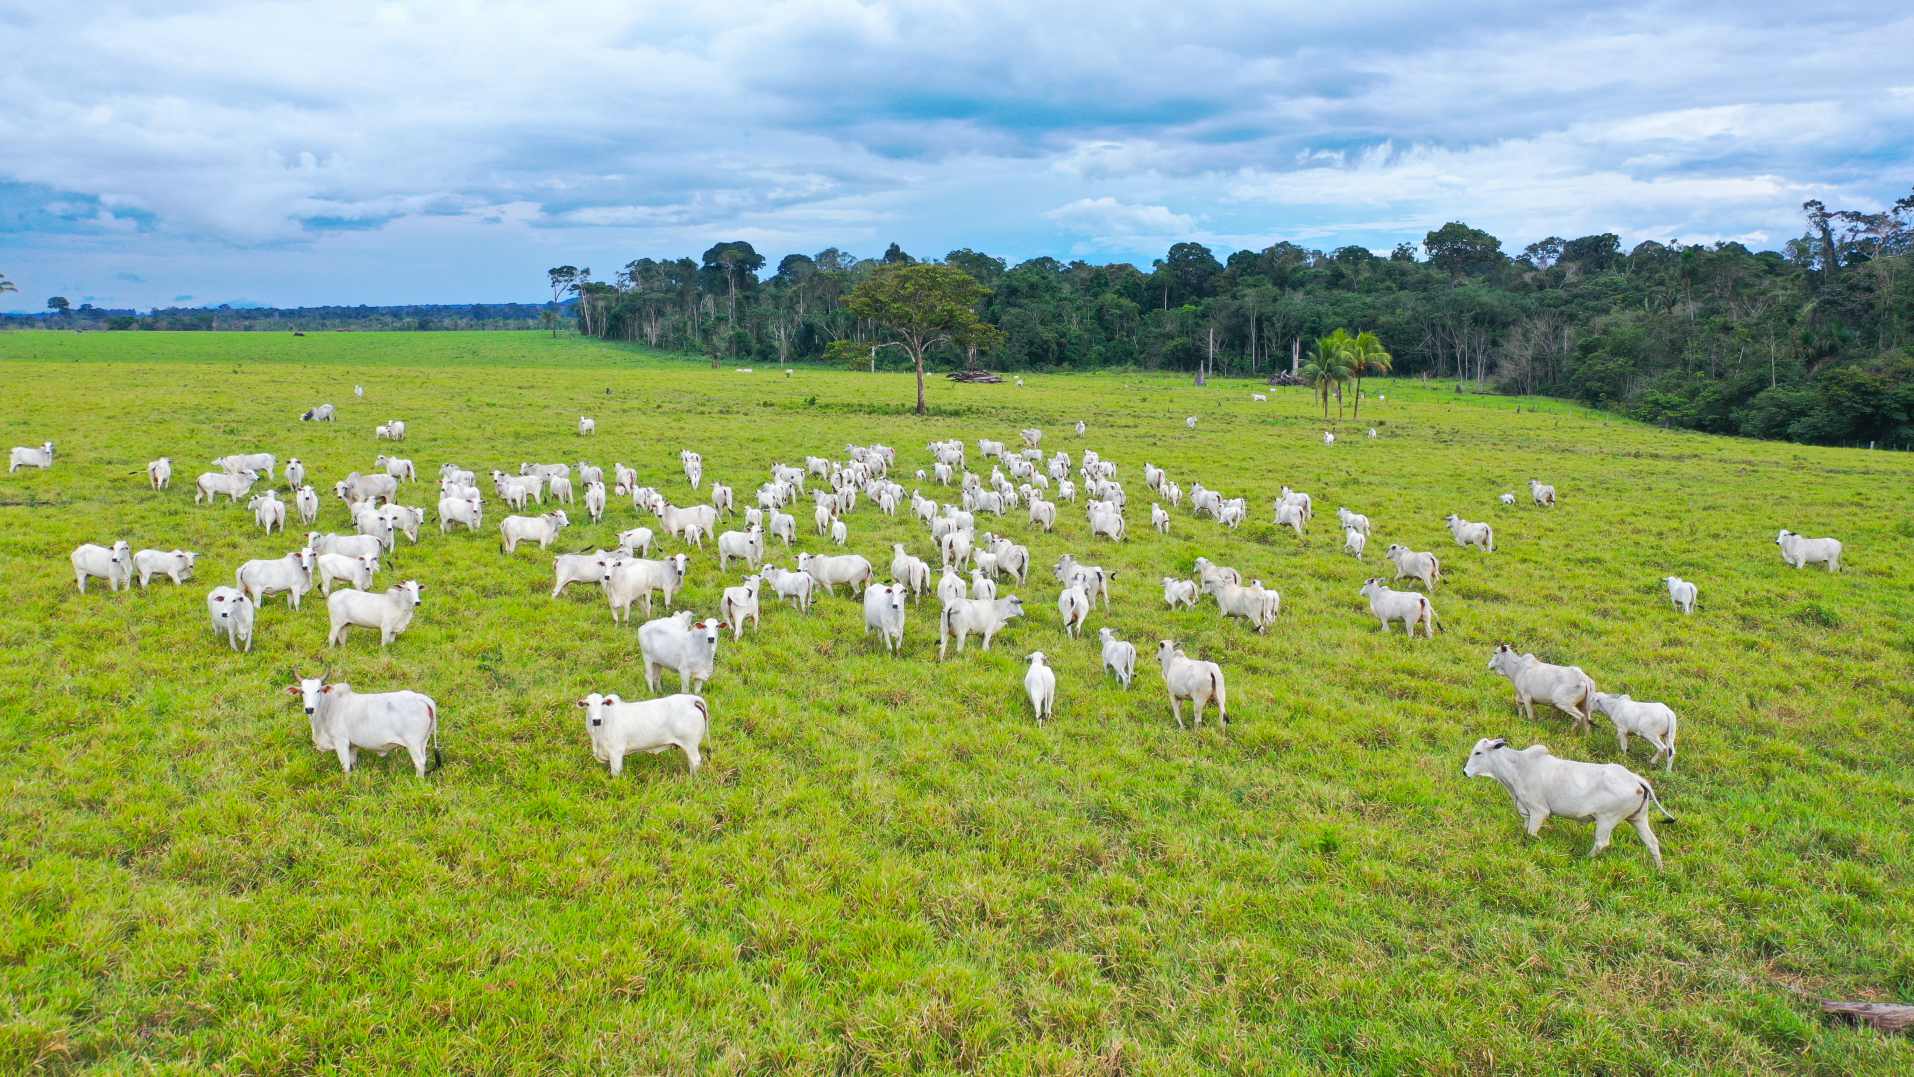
(1463, 737, 1509, 778)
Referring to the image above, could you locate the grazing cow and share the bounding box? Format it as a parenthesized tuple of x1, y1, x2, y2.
(936, 568, 966, 608)
(72, 540, 133, 592)
(1024, 652, 1056, 723)
(1590, 693, 1679, 772)
(602, 553, 689, 623)
(547, 475, 575, 505)
(1499, 492, 1517, 506)
(761, 565, 816, 612)
(720, 576, 762, 639)
(1384, 544, 1441, 591)
(1099, 627, 1137, 689)
(196, 469, 258, 504)
(317, 551, 379, 596)
(1026, 496, 1056, 532)
(1488, 644, 1596, 731)
(710, 482, 733, 517)
(1337, 507, 1371, 536)
(10, 441, 55, 472)
(374, 454, 415, 482)
(339, 471, 398, 504)
(133, 548, 198, 588)
(579, 481, 607, 523)
(290, 677, 440, 777)
(1162, 576, 1199, 608)
(1156, 641, 1227, 729)
(237, 548, 315, 609)
(830, 517, 848, 546)
(1052, 554, 1114, 610)
(618, 527, 654, 557)
(938, 596, 1025, 658)
(578, 692, 707, 775)
(613, 463, 638, 493)
(767, 509, 797, 547)
(1462, 738, 1672, 870)
(1445, 513, 1494, 551)
(438, 494, 483, 533)
(308, 531, 381, 560)
(327, 580, 424, 647)
(387, 419, 407, 440)
(1274, 500, 1307, 537)
(147, 457, 172, 490)
(638, 612, 723, 693)
(285, 458, 306, 490)
(891, 544, 931, 600)
(579, 415, 595, 436)
(1058, 584, 1090, 638)
(970, 569, 997, 601)
(251, 492, 287, 534)
(1152, 503, 1170, 534)
(799, 552, 873, 597)
(553, 549, 614, 598)
(1192, 556, 1240, 591)
(1529, 479, 1556, 507)
(1775, 529, 1841, 571)
(215, 452, 276, 479)
(1663, 576, 1698, 614)
(501, 510, 570, 554)
(1206, 577, 1279, 633)
(1088, 503, 1126, 541)
(1344, 527, 1367, 560)
(206, 587, 255, 652)
(717, 526, 764, 570)
(1359, 578, 1437, 637)
(863, 583, 908, 655)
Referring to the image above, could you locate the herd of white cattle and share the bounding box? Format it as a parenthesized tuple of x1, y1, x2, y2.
(14, 398, 1852, 871)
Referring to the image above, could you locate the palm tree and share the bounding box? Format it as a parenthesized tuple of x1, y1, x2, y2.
(0, 273, 17, 297)
(1350, 330, 1392, 418)
(1301, 332, 1354, 419)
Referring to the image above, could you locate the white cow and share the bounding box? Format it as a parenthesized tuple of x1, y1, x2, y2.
(133, 548, 198, 588)
(1192, 556, 1240, 590)
(1058, 584, 1090, 638)
(1384, 544, 1441, 590)
(327, 580, 424, 647)
(720, 576, 762, 639)
(638, 612, 723, 693)
(1359, 578, 1437, 637)
(438, 495, 483, 533)
(938, 596, 1025, 658)
(1663, 576, 1698, 614)
(206, 587, 255, 652)
(891, 544, 931, 600)
(1099, 628, 1137, 689)
(761, 565, 816, 612)
(1488, 644, 1596, 731)
(1186, 416, 1198, 429)
(284, 458, 306, 490)
(1529, 479, 1556, 507)
(216, 452, 275, 479)
(236, 548, 315, 609)
(1499, 492, 1517, 506)
(195, 470, 257, 504)
(553, 549, 614, 598)
(1151, 503, 1170, 534)
(1462, 738, 1672, 870)
(717, 526, 764, 570)
(374, 454, 415, 482)
(1590, 693, 1679, 772)
(1024, 652, 1056, 723)
(579, 415, 596, 436)
(578, 692, 707, 775)
(1088, 503, 1125, 542)
(291, 677, 440, 777)
(799, 552, 873, 597)
(1445, 514, 1494, 551)
(1775, 529, 1841, 571)
(71, 540, 133, 592)
(1156, 641, 1227, 729)
(1336, 507, 1370, 536)
(602, 554, 689, 623)
(768, 509, 797, 547)
(1274, 500, 1307, 537)
(339, 471, 398, 504)
(147, 457, 172, 490)
(1162, 576, 1199, 609)
(10, 441, 54, 472)
(501, 510, 570, 554)
(863, 583, 908, 656)
(830, 518, 848, 546)
(1206, 578, 1279, 633)
(970, 569, 996, 601)
(1344, 527, 1367, 560)
(1052, 555, 1114, 610)
(250, 492, 287, 534)
(307, 531, 381, 560)
(937, 568, 967, 608)
(318, 551, 379, 595)
(547, 475, 575, 505)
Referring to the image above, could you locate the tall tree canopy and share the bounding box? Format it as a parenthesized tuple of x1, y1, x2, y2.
(843, 263, 999, 415)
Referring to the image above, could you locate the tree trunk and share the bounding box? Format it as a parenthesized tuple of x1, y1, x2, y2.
(1353, 375, 1362, 418)
(913, 346, 927, 415)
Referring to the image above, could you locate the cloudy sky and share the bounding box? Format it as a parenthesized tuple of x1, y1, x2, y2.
(2, 0, 1910, 310)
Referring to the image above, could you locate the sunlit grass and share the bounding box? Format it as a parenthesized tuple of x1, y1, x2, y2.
(0, 330, 1909, 1071)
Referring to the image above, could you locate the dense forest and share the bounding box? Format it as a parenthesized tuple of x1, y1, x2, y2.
(551, 194, 1912, 448)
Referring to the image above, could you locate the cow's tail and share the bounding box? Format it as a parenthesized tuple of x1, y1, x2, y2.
(1420, 596, 1439, 634)
(693, 697, 711, 758)
(427, 700, 443, 774)
(1640, 780, 1675, 822)
(938, 604, 953, 659)
(1211, 669, 1227, 727)
(1429, 554, 1442, 588)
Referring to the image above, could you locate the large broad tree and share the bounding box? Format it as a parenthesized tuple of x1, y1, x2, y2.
(0, 273, 17, 297)
(701, 241, 765, 341)
(1423, 222, 1505, 282)
(844, 263, 1000, 415)
(546, 266, 579, 337)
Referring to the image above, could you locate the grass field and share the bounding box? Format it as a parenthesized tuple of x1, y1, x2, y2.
(2, 330, 1911, 1072)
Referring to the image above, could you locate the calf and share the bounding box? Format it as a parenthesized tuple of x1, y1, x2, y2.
(602, 553, 689, 623)
(295, 485, 321, 524)
(147, 457, 172, 490)
(1590, 693, 1679, 772)
(638, 612, 724, 693)
(290, 677, 440, 777)
(1024, 652, 1056, 723)
(1776, 529, 1841, 571)
(970, 569, 997, 601)
(1463, 738, 1672, 869)
(1529, 479, 1556, 507)
(133, 548, 198, 588)
(553, 549, 614, 598)
(327, 580, 424, 647)
(938, 596, 1025, 658)
(863, 583, 908, 655)
(72, 540, 133, 593)
(9, 441, 54, 472)
(374, 454, 415, 482)
(1499, 492, 1517, 506)
(1099, 627, 1137, 689)
(720, 576, 762, 639)
(761, 565, 816, 612)
(1488, 644, 1595, 731)
(500, 510, 570, 554)
(1337, 507, 1370, 536)
(206, 587, 255, 652)
(618, 527, 655, 557)
(579, 415, 596, 436)
(1156, 641, 1226, 729)
(1058, 584, 1090, 638)
(1162, 576, 1199, 609)
(1344, 527, 1367, 560)
(578, 692, 707, 775)
(237, 548, 315, 609)
(890, 544, 931, 600)
(584, 481, 608, 523)
(1663, 575, 1697, 614)
(317, 551, 379, 595)
(1359, 578, 1437, 637)
(1274, 500, 1307, 537)
(1445, 513, 1494, 551)
(1384, 544, 1441, 590)
(937, 568, 966, 608)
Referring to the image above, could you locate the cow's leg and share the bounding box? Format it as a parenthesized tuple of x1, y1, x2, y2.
(1631, 815, 1663, 870)
(1524, 809, 1549, 837)
(1589, 816, 1618, 859)
(1169, 696, 1184, 730)
(1616, 728, 1630, 755)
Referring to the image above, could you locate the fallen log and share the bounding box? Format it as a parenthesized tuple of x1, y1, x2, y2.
(1821, 1000, 1914, 1034)
(948, 369, 1004, 384)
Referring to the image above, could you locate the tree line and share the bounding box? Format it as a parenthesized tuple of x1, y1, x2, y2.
(554, 192, 1914, 446)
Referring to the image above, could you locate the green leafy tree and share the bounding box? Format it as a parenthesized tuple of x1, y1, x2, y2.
(47, 296, 71, 320)
(701, 241, 765, 340)
(0, 273, 17, 297)
(545, 266, 579, 337)
(844, 263, 1000, 415)
(1423, 222, 1505, 282)
(1301, 330, 1355, 419)
(1349, 330, 1392, 417)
